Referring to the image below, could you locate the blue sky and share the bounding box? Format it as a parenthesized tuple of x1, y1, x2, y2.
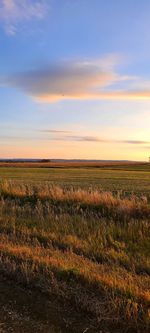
(0, 0, 150, 160)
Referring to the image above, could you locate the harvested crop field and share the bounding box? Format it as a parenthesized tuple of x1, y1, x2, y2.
(0, 163, 150, 332)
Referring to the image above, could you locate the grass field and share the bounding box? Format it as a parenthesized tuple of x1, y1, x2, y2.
(0, 163, 150, 332)
(0, 162, 150, 194)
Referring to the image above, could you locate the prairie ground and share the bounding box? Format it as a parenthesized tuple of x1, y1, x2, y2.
(0, 163, 150, 332)
(0, 162, 150, 193)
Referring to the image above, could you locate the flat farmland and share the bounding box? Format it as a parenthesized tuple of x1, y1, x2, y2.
(0, 163, 150, 194)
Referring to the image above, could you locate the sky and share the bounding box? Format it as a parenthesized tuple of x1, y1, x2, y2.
(0, 0, 150, 161)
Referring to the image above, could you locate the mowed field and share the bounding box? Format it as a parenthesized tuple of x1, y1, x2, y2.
(0, 161, 150, 194)
(0, 162, 150, 332)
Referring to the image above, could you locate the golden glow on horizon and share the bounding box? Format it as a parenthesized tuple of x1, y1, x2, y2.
(0, 140, 149, 162)
(0, 123, 150, 162)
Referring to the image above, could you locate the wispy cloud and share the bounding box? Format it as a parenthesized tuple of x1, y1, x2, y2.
(1, 55, 142, 102)
(1, 54, 150, 102)
(57, 135, 150, 144)
(40, 129, 72, 134)
(0, 0, 48, 35)
(122, 140, 150, 145)
(1, 131, 150, 145)
(62, 135, 105, 142)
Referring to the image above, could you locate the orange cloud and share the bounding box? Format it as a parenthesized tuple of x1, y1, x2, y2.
(1, 56, 150, 102)
(35, 90, 150, 102)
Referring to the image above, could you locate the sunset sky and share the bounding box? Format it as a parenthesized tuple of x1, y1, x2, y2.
(0, 0, 150, 160)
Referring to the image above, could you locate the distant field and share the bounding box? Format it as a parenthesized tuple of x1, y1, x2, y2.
(0, 160, 150, 170)
(0, 162, 150, 194)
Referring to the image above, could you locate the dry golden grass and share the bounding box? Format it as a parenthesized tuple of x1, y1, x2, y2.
(0, 181, 150, 332)
(1, 180, 149, 219)
(0, 236, 150, 330)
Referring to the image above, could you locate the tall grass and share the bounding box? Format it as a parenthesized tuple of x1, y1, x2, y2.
(0, 181, 150, 332)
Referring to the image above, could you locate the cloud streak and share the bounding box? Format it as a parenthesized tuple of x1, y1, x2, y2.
(40, 129, 72, 134)
(0, 0, 48, 35)
(1, 132, 150, 145)
(57, 135, 150, 144)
